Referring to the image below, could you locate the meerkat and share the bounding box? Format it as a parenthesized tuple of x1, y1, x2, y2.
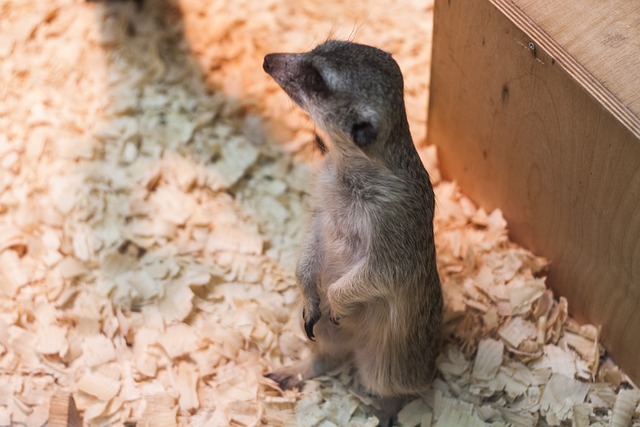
(263, 40, 443, 424)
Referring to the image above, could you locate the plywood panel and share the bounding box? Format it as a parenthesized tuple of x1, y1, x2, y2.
(515, 0, 640, 122)
(428, 0, 640, 383)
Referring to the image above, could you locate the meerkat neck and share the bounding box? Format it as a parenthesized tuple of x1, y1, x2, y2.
(381, 123, 422, 173)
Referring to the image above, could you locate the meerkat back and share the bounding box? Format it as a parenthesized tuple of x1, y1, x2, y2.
(263, 40, 443, 423)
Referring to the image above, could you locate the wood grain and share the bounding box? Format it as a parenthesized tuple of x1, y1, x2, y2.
(428, 0, 640, 384)
(48, 391, 82, 427)
(513, 0, 640, 133)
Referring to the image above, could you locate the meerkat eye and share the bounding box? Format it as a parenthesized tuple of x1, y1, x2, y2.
(350, 121, 378, 147)
(301, 63, 329, 96)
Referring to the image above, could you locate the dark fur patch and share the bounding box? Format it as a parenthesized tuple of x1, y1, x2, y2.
(314, 133, 328, 154)
(351, 121, 378, 147)
(300, 62, 329, 96)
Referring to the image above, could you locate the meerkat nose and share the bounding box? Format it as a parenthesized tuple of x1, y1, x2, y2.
(263, 54, 276, 74)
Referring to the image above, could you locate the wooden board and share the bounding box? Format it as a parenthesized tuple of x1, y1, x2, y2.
(48, 392, 82, 427)
(427, 0, 640, 384)
(515, 0, 640, 129)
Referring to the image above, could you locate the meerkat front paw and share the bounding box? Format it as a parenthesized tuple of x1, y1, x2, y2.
(302, 304, 321, 341)
(329, 312, 342, 325)
(326, 286, 350, 323)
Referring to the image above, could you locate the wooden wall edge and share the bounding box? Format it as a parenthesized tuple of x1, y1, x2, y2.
(489, 0, 640, 140)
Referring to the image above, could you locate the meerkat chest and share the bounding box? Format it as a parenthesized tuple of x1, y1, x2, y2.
(314, 161, 378, 279)
(316, 204, 367, 285)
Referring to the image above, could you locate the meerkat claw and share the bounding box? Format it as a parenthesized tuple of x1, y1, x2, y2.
(304, 319, 316, 341)
(303, 307, 321, 341)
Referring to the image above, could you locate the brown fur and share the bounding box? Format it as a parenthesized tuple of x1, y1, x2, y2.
(263, 41, 443, 424)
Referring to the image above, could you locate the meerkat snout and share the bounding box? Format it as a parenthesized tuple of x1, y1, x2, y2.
(262, 53, 276, 73)
(264, 40, 442, 425)
(262, 53, 295, 77)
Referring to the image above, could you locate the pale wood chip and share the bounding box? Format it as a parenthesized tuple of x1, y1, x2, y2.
(572, 402, 592, 427)
(0, 226, 27, 254)
(0, 406, 10, 426)
(294, 399, 326, 426)
(162, 152, 198, 191)
(492, 251, 522, 284)
(9, 326, 39, 369)
(472, 339, 503, 381)
(158, 282, 194, 323)
(35, 325, 68, 356)
(206, 136, 259, 190)
(25, 403, 49, 427)
(138, 393, 177, 427)
(120, 362, 141, 403)
(498, 317, 537, 348)
(539, 373, 589, 423)
(498, 408, 538, 427)
(55, 257, 87, 279)
(192, 345, 222, 378)
(485, 209, 507, 232)
(124, 270, 162, 301)
(433, 395, 487, 427)
(134, 350, 158, 379)
(496, 368, 529, 399)
(610, 389, 640, 427)
(82, 400, 108, 422)
(562, 331, 596, 363)
(157, 323, 199, 359)
(507, 278, 545, 315)
(80, 334, 116, 367)
(206, 226, 263, 255)
(77, 371, 121, 402)
(533, 290, 554, 319)
(176, 361, 199, 412)
(436, 345, 469, 377)
(482, 307, 498, 331)
(472, 266, 501, 301)
(397, 398, 431, 427)
(0, 250, 28, 296)
(534, 345, 577, 378)
(600, 363, 626, 388)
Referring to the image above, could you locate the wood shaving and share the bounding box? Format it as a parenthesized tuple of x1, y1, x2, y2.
(77, 372, 122, 402)
(471, 339, 503, 381)
(610, 389, 640, 427)
(0, 0, 637, 426)
(539, 373, 589, 424)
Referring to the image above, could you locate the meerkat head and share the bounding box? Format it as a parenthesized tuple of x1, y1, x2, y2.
(263, 40, 408, 157)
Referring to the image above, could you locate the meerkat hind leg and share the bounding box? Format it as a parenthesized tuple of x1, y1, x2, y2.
(264, 352, 345, 390)
(371, 395, 404, 427)
(350, 374, 405, 426)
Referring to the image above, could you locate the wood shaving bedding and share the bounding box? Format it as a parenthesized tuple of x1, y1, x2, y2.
(0, 0, 638, 426)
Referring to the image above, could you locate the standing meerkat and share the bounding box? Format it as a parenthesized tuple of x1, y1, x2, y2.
(263, 40, 443, 424)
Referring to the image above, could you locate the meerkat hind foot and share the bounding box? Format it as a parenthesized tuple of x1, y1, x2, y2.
(264, 359, 320, 390)
(376, 414, 397, 427)
(371, 396, 404, 427)
(265, 353, 346, 391)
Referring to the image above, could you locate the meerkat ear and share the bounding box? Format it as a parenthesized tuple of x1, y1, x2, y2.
(350, 121, 378, 147)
